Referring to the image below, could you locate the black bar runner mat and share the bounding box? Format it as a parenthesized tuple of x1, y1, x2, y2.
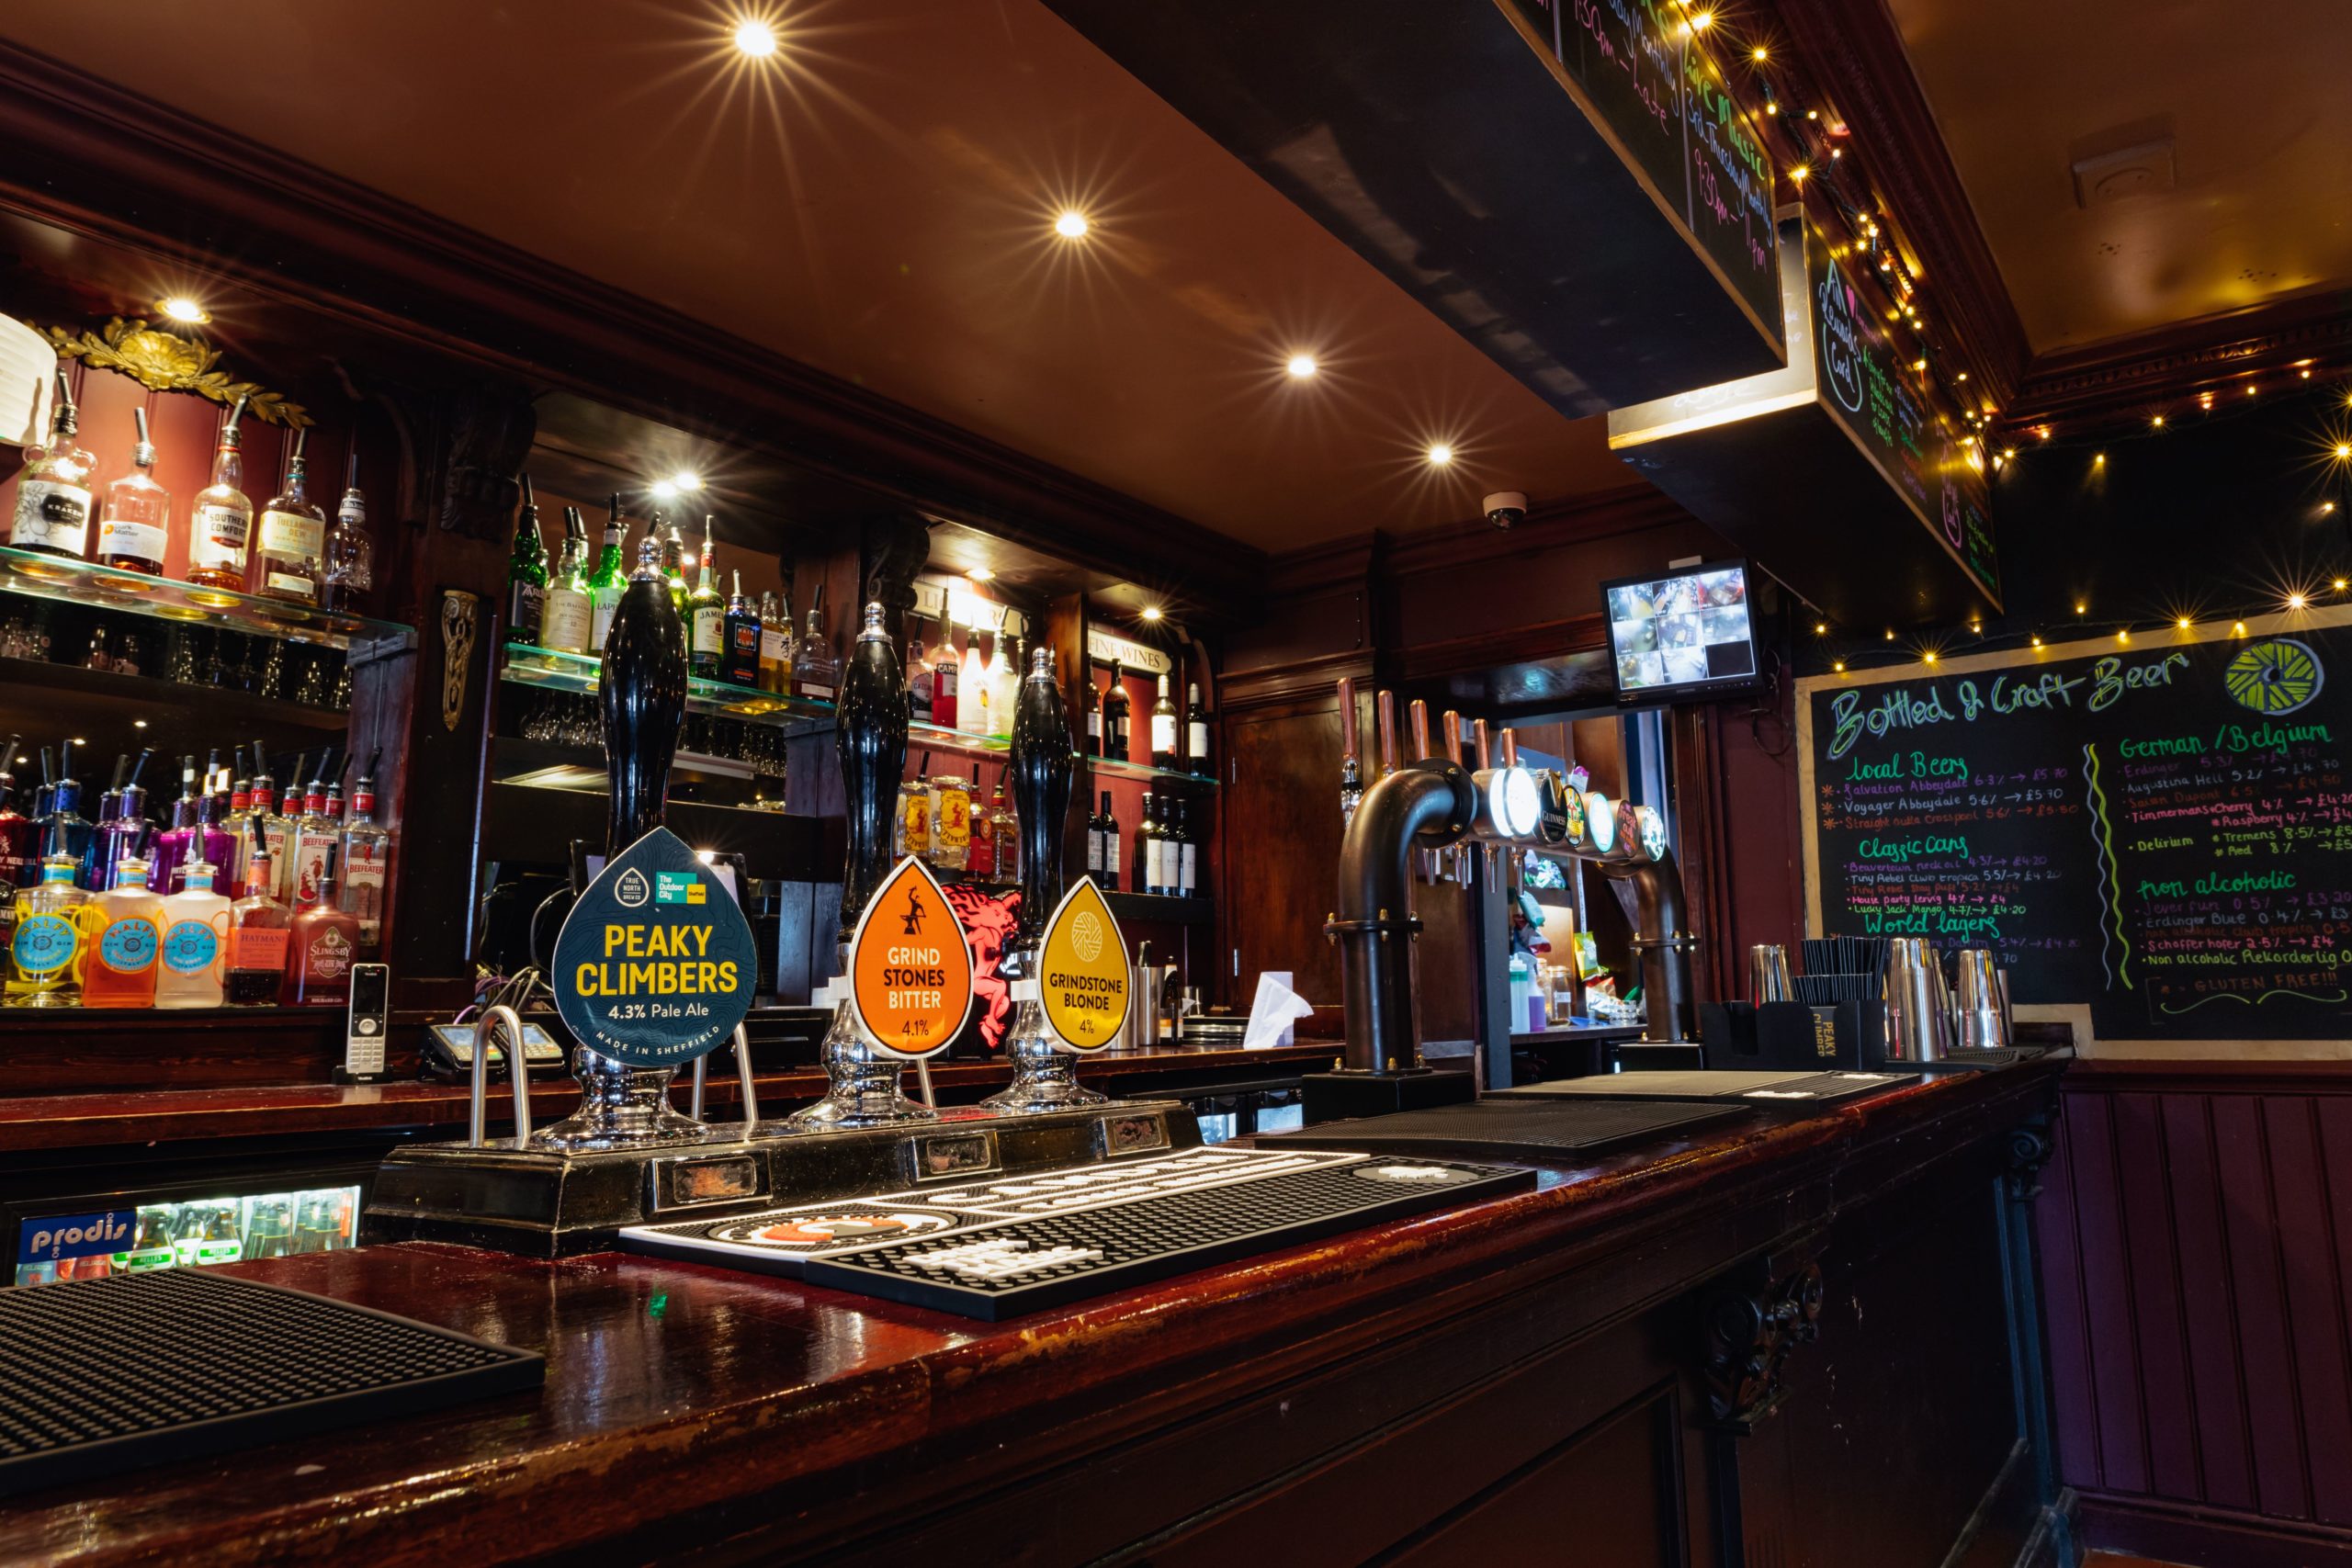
(0, 1269, 544, 1498)
(1263, 1099, 1749, 1162)
(798, 1156, 1530, 1320)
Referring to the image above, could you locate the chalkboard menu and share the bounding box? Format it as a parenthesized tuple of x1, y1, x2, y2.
(1809, 240, 1999, 602)
(1800, 615, 2352, 1043)
(1511, 0, 1781, 344)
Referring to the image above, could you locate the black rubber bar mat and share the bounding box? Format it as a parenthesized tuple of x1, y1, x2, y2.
(0, 1268, 544, 1498)
(1895, 1048, 2032, 1072)
(798, 1156, 1531, 1320)
(1494, 1069, 1918, 1104)
(1264, 1098, 1749, 1162)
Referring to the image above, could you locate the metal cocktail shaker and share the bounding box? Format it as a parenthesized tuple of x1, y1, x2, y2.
(1952, 948, 2007, 1049)
(1881, 938, 1949, 1062)
(1747, 943, 1793, 1005)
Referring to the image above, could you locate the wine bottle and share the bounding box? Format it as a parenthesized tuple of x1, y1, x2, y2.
(1102, 660, 1130, 761)
(1150, 672, 1178, 770)
(1139, 793, 1161, 896)
(588, 494, 629, 651)
(1186, 682, 1213, 779)
(504, 474, 548, 646)
(1006, 644, 1073, 953)
(601, 532, 688, 855)
(1098, 789, 1122, 893)
(835, 602, 906, 940)
(1086, 790, 1106, 880)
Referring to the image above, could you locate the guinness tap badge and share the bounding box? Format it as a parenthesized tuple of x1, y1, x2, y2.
(1037, 876, 1130, 1053)
(848, 856, 975, 1060)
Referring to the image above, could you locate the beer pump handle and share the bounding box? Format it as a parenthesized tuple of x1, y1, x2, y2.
(1472, 718, 1493, 772)
(1441, 709, 1463, 767)
(1408, 700, 1430, 761)
(1336, 676, 1359, 763)
(1500, 728, 1520, 768)
(1375, 691, 1397, 775)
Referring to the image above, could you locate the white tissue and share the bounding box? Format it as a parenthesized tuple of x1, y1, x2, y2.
(1243, 971, 1314, 1051)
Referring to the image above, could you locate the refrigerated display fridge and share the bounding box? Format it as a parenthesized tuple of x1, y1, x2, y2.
(8, 1170, 369, 1287)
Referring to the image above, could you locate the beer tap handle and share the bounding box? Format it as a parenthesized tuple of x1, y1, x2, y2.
(1500, 728, 1520, 768)
(1408, 700, 1430, 761)
(1472, 718, 1493, 772)
(1375, 691, 1397, 775)
(1337, 676, 1359, 764)
(1440, 709, 1463, 767)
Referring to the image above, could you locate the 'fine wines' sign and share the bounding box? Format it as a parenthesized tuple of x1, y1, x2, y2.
(552, 827, 758, 1068)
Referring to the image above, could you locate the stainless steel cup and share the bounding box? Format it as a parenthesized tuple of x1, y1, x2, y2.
(1748, 943, 1794, 1005)
(1953, 948, 2007, 1049)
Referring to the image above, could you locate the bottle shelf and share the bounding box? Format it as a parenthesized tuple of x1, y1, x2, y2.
(497, 645, 836, 733)
(0, 546, 414, 666)
(905, 719, 1218, 790)
(0, 657, 349, 768)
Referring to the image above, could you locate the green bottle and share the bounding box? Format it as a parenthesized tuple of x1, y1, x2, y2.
(687, 517, 725, 679)
(504, 473, 548, 647)
(587, 492, 628, 653)
(657, 512, 688, 617)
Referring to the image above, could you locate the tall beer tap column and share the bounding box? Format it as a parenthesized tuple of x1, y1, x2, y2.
(984, 646, 1103, 1111)
(793, 602, 936, 1127)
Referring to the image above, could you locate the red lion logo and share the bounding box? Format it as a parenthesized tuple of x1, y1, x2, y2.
(942, 884, 1020, 1054)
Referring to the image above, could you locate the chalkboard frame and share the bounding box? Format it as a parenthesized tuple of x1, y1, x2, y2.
(1796, 604, 2352, 1057)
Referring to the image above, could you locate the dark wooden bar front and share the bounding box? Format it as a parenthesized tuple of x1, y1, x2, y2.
(0, 1059, 2064, 1567)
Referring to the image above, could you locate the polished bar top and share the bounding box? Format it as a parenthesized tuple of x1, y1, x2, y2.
(0, 1042, 1342, 1152)
(0, 1058, 2061, 1566)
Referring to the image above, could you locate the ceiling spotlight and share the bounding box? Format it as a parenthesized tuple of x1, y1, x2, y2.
(1750, 44, 1768, 61)
(2152, 415, 2165, 428)
(70, 738, 85, 746)
(1923, 650, 1939, 664)
(2290, 592, 2309, 610)
(1284, 354, 1318, 379)
(133, 719, 148, 728)
(650, 479, 679, 501)
(1053, 210, 1091, 240)
(2177, 616, 2192, 628)
(2093, 452, 2106, 466)
(1139, 605, 1164, 622)
(2075, 603, 2086, 615)
(2030, 637, 2043, 648)
(2233, 622, 2247, 635)
(1832, 660, 1847, 672)
(965, 567, 994, 583)
(2335, 444, 2352, 460)
(1789, 164, 1809, 183)
(1814, 621, 1827, 635)
(2336, 578, 2349, 591)
(1425, 443, 1454, 467)
(2117, 630, 2130, 644)
(731, 18, 779, 57)
(1883, 628, 1894, 641)
(156, 296, 210, 325)
(671, 471, 702, 492)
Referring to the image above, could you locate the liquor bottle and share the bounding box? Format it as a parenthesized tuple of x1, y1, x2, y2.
(6, 853, 87, 1006)
(1097, 789, 1121, 892)
(7, 370, 95, 560)
(83, 753, 127, 891)
(176, 755, 235, 895)
(146, 755, 199, 895)
(224, 850, 291, 1005)
(38, 753, 93, 887)
(340, 751, 391, 953)
(588, 494, 629, 653)
(245, 745, 294, 902)
(892, 616, 923, 717)
(958, 628, 989, 737)
(242, 1196, 293, 1260)
(504, 474, 548, 646)
(282, 863, 360, 1006)
(757, 590, 790, 694)
(796, 595, 838, 702)
(930, 626, 958, 728)
(186, 396, 254, 592)
(83, 856, 164, 1008)
(253, 429, 326, 605)
(96, 407, 171, 576)
(929, 768, 971, 872)
(602, 532, 688, 853)
(966, 764, 995, 879)
(156, 859, 230, 1009)
(1141, 793, 1164, 896)
(989, 779, 1019, 885)
(288, 763, 341, 910)
(320, 449, 373, 616)
(721, 571, 762, 686)
(1086, 791, 1107, 882)
(1186, 682, 1213, 779)
(0, 736, 34, 892)
(89, 750, 154, 894)
(686, 520, 725, 678)
(539, 505, 593, 654)
(1102, 660, 1131, 761)
(659, 514, 689, 619)
(894, 777, 930, 861)
(986, 633, 1017, 741)
(1080, 667, 1102, 757)
(1178, 799, 1199, 897)
(1004, 645, 1069, 952)
(1150, 672, 1179, 770)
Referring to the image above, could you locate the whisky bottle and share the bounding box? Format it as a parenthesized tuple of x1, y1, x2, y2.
(539, 505, 593, 654)
(1186, 682, 1213, 779)
(7, 370, 95, 560)
(587, 494, 628, 652)
(757, 590, 790, 694)
(1102, 660, 1131, 761)
(186, 396, 254, 592)
(281, 864, 359, 1006)
(6, 853, 88, 1006)
(96, 407, 171, 576)
(254, 429, 327, 605)
(796, 594, 838, 703)
(687, 519, 725, 679)
(721, 570, 761, 686)
(320, 449, 373, 616)
(906, 616, 933, 716)
(504, 474, 548, 646)
(1150, 673, 1179, 770)
(224, 850, 292, 1005)
(660, 513, 689, 618)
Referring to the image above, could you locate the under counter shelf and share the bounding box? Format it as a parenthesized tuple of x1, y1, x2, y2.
(0, 545, 414, 665)
(497, 644, 836, 733)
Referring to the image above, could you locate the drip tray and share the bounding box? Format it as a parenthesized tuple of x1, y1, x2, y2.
(0, 1269, 543, 1498)
(1261, 1099, 1749, 1163)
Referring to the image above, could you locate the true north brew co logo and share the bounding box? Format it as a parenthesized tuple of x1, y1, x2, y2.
(551, 827, 757, 1069)
(847, 855, 975, 1060)
(1037, 876, 1129, 1053)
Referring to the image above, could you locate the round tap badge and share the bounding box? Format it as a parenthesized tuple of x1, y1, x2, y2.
(1036, 876, 1130, 1053)
(847, 855, 975, 1060)
(551, 826, 758, 1069)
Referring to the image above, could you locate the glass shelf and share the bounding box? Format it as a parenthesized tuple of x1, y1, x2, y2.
(0, 546, 415, 666)
(498, 645, 837, 732)
(906, 720, 1218, 790)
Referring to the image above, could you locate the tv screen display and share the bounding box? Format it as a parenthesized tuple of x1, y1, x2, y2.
(1601, 560, 1759, 703)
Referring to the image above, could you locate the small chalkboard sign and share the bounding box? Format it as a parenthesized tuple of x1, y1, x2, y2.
(550, 828, 758, 1069)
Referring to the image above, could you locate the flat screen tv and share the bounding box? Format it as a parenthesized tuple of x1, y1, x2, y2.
(1600, 559, 1759, 704)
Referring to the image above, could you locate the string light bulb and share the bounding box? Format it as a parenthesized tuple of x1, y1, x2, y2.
(2177, 616, 2192, 629)
(1751, 43, 1767, 60)
(2290, 592, 2309, 610)
(1923, 650, 1939, 664)
(1833, 660, 1847, 672)
(2030, 636, 2043, 648)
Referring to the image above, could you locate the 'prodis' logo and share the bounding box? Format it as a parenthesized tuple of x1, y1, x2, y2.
(615, 867, 650, 908)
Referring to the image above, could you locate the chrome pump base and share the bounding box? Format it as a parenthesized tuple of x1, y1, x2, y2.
(982, 999, 1107, 1114)
(530, 1048, 724, 1153)
(786, 1000, 938, 1129)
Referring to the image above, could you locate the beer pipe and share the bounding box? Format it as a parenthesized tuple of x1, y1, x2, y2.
(531, 530, 716, 1150)
(983, 643, 1102, 1112)
(791, 601, 937, 1128)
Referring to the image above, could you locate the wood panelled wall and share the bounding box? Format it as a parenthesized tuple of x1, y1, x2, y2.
(2037, 1062, 2352, 1565)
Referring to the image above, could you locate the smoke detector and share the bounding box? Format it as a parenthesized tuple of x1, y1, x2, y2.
(2072, 137, 2175, 209)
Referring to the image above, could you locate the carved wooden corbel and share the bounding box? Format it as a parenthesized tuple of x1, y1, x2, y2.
(1702, 1233, 1827, 1434)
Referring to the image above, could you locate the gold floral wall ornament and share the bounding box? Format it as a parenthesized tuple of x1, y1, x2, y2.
(38, 317, 311, 427)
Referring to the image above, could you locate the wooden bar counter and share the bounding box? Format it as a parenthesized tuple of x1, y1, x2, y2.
(0, 1057, 2067, 1567)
